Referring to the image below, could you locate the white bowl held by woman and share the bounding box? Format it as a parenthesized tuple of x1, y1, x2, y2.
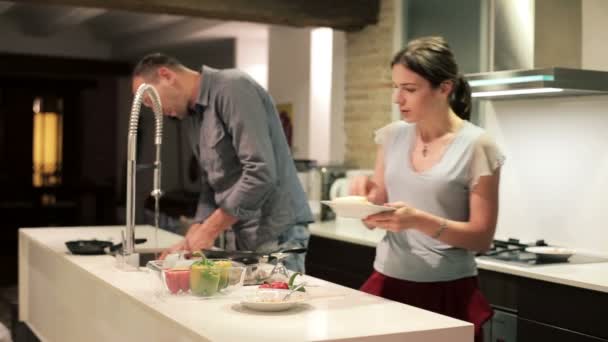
(321, 197, 395, 219)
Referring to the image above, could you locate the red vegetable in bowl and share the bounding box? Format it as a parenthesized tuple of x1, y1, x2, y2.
(271, 281, 289, 289)
(259, 281, 289, 289)
(165, 268, 190, 294)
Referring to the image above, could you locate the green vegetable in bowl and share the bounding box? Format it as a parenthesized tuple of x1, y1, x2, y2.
(215, 260, 233, 290)
(190, 259, 220, 296)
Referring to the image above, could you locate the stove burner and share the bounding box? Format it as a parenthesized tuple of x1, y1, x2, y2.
(479, 238, 608, 267)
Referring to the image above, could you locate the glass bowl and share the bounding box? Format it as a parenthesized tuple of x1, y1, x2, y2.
(148, 258, 246, 297)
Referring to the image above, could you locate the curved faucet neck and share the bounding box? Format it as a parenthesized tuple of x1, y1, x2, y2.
(124, 83, 164, 259)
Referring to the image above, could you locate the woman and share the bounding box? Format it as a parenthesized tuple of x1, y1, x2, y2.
(350, 36, 504, 342)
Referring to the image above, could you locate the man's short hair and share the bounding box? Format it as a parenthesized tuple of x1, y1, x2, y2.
(132, 53, 183, 79)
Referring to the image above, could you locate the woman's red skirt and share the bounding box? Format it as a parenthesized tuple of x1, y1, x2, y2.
(360, 271, 492, 342)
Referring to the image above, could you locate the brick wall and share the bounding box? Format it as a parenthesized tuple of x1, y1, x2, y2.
(344, 0, 396, 168)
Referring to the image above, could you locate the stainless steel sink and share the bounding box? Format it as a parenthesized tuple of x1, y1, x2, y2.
(138, 252, 159, 267)
(114, 251, 160, 267)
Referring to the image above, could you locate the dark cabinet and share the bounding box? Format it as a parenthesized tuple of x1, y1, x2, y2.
(305, 234, 375, 289)
(518, 318, 607, 342)
(478, 269, 608, 342)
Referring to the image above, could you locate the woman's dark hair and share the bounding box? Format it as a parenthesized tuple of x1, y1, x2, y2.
(391, 36, 471, 120)
(132, 53, 184, 80)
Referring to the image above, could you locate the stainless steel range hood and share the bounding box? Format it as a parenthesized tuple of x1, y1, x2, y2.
(467, 67, 608, 99)
(466, 0, 608, 99)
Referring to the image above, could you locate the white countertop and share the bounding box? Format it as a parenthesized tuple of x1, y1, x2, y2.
(309, 220, 608, 293)
(19, 225, 472, 342)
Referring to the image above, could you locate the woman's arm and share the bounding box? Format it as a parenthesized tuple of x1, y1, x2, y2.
(365, 170, 500, 253)
(414, 170, 500, 252)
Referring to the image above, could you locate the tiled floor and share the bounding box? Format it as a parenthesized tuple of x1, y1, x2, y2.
(0, 287, 14, 341)
(0, 286, 40, 342)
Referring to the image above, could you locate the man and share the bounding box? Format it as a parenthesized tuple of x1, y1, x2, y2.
(131, 53, 313, 272)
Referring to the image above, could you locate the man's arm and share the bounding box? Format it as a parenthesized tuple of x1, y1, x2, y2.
(184, 207, 238, 251)
(214, 76, 278, 220)
(160, 167, 221, 258)
(182, 77, 279, 252)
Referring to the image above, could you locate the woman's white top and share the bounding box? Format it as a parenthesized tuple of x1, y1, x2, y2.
(373, 120, 505, 282)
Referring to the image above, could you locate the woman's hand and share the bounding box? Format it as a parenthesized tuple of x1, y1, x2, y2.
(349, 175, 384, 204)
(363, 202, 419, 232)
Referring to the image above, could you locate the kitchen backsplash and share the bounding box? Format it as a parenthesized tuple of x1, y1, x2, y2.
(482, 95, 608, 255)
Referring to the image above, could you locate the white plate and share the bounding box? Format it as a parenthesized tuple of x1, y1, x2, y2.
(321, 200, 396, 219)
(525, 246, 574, 256)
(241, 289, 308, 312)
(525, 246, 574, 261)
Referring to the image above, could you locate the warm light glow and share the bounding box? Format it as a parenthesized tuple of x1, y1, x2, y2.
(472, 88, 564, 98)
(309, 27, 333, 164)
(32, 97, 63, 187)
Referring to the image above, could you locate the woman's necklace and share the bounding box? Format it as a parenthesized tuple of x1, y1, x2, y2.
(418, 118, 464, 158)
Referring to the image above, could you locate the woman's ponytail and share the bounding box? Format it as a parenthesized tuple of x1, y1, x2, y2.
(450, 75, 471, 120)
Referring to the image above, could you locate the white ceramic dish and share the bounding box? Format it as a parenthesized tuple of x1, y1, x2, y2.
(525, 246, 574, 261)
(321, 200, 395, 219)
(241, 289, 308, 312)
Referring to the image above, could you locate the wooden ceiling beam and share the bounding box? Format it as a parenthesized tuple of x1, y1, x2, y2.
(0, 1, 14, 14)
(12, 0, 379, 31)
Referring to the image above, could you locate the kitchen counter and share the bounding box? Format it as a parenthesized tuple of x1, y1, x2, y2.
(309, 220, 608, 293)
(19, 225, 473, 342)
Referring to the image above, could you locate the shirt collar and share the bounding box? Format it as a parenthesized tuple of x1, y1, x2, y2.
(193, 65, 216, 111)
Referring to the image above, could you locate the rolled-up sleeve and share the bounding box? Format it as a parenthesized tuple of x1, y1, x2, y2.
(215, 79, 277, 220)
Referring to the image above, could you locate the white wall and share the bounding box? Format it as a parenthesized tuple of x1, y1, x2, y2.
(483, 96, 608, 254)
(330, 31, 346, 165)
(582, 0, 608, 70)
(308, 28, 347, 165)
(268, 25, 311, 158)
(236, 34, 269, 89)
(479, 0, 608, 255)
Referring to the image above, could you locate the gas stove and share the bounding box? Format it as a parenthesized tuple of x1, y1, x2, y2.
(477, 238, 608, 267)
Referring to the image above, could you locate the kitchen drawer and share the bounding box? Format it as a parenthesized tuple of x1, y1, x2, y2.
(518, 318, 608, 342)
(518, 277, 608, 339)
(478, 269, 518, 312)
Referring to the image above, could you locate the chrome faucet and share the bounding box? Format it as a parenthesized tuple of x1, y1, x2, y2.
(124, 83, 163, 266)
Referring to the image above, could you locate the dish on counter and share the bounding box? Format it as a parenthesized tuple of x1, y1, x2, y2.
(525, 246, 574, 261)
(321, 198, 396, 219)
(240, 288, 308, 312)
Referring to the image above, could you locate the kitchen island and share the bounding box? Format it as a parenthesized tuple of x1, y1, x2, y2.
(19, 225, 473, 342)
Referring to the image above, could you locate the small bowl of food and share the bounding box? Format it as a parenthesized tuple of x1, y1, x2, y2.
(240, 288, 308, 312)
